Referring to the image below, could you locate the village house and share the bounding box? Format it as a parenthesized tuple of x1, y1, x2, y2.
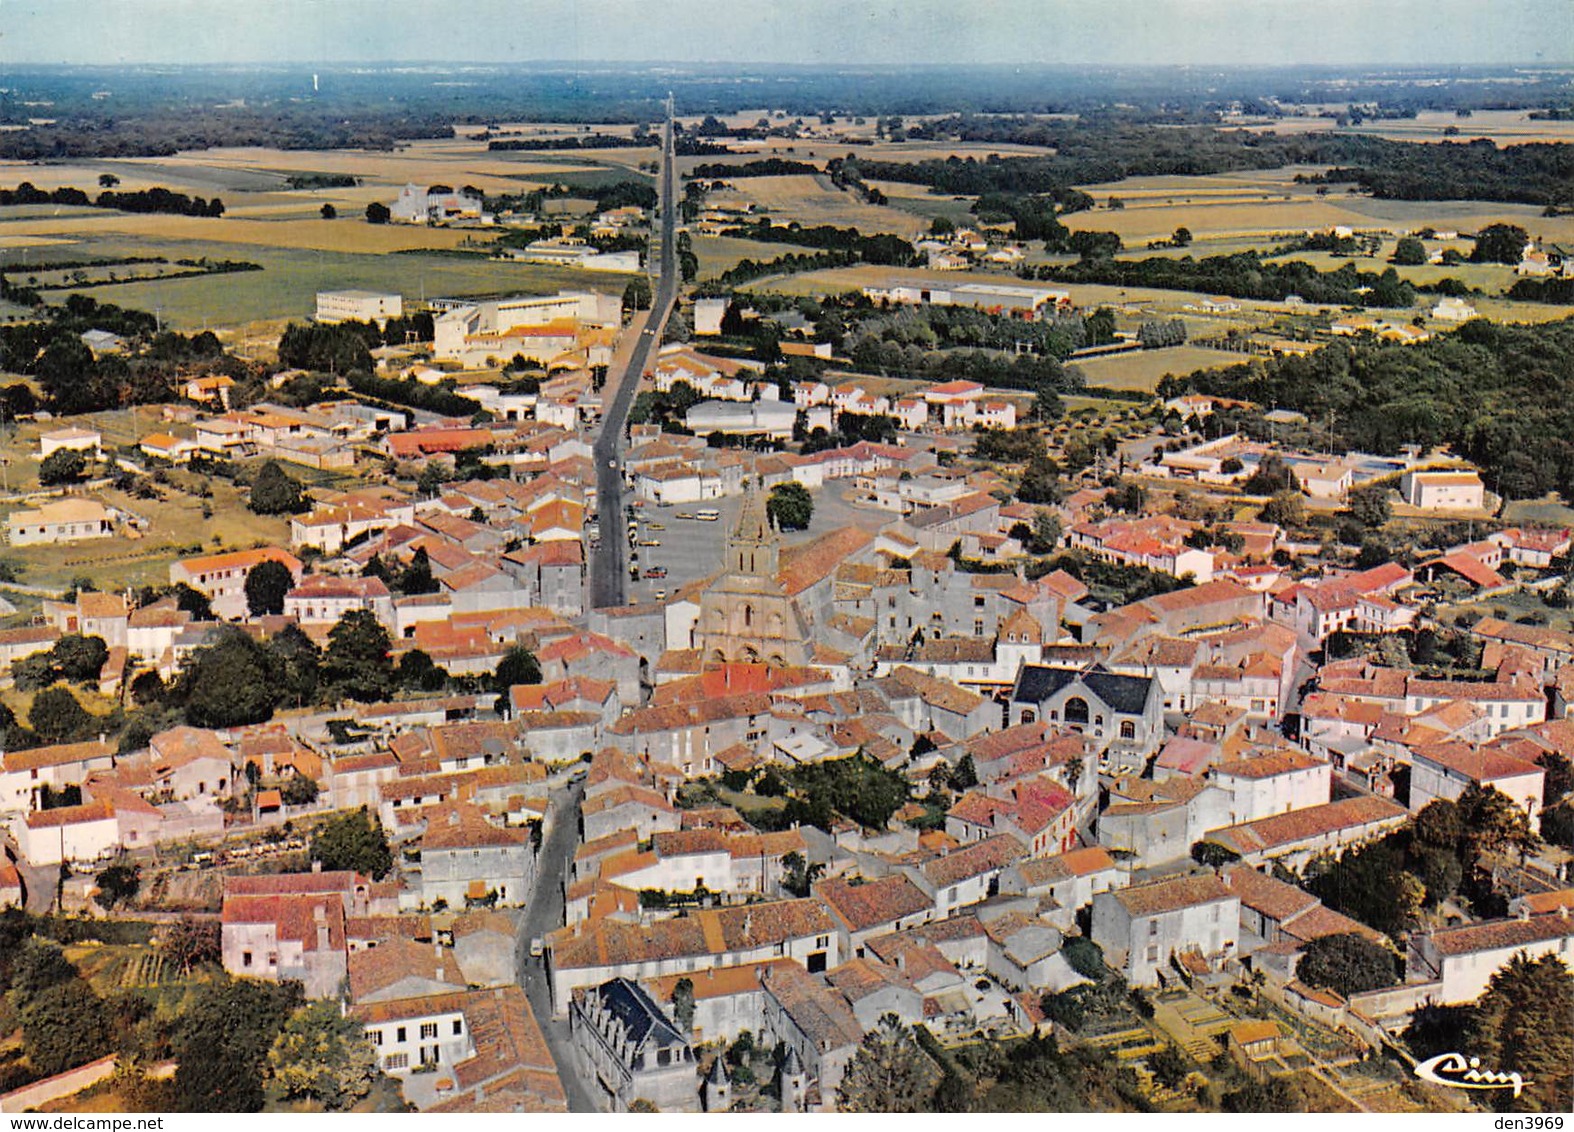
(1091, 873, 1241, 988)
(7, 498, 116, 545)
(1407, 913, 1574, 1004)
(546, 899, 839, 1016)
(169, 547, 304, 621)
(569, 978, 698, 1113)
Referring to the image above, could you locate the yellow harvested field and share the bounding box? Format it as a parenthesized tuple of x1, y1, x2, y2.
(1073, 345, 1245, 392)
(725, 175, 924, 237)
(1246, 110, 1574, 146)
(693, 234, 806, 278)
(1068, 167, 1574, 246)
(0, 234, 77, 249)
(0, 211, 480, 253)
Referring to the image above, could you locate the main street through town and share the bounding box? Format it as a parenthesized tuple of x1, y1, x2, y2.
(515, 774, 595, 1112)
(590, 98, 679, 609)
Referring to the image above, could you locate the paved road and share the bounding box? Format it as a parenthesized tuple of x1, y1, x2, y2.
(516, 776, 597, 1112)
(590, 99, 679, 609)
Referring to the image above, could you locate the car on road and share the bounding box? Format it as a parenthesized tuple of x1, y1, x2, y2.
(654, 589, 666, 601)
(643, 567, 667, 579)
(639, 539, 661, 547)
(647, 522, 665, 531)
(530, 937, 544, 958)
(674, 511, 694, 520)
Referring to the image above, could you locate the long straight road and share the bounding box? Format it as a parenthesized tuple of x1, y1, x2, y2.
(590, 98, 679, 609)
(515, 777, 596, 1111)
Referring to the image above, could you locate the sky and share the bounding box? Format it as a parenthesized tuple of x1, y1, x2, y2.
(1, 0, 1570, 68)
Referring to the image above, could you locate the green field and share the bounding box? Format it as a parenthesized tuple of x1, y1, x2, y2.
(47, 235, 625, 331)
(1074, 345, 1246, 392)
(692, 234, 809, 280)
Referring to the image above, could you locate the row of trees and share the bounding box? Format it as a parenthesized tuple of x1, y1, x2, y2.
(1034, 251, 1418, 308)
(1158, 316, 1574, 501)
(0, 181, 223, 217)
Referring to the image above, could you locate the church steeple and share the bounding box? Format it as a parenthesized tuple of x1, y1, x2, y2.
(728, 481, 779, 577)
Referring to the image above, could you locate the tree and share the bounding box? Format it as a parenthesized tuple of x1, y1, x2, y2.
(52, 633, 110, 682)
(492, 644, 541, 692)
(280, 773, 319, 806)
(323, 610, 393, 703)
(1243, 453, 1298, 495)
(266, 623, 321, 708)
(312, 807, 393, 879)
(94, 862, 141, 910)
(319, 203, 337, 219)
(180, 627, 280, 728)
(1028, 509, 1062, 554)
(98, 173, 120, 188)
(1413, 799, 1463, 850)
(29, 685, 92, 744)
(1260, 490, 1305, 529)
(364, 201, 391, 224)
(622, 276, 652, 312)
(175, 978, 303, 1112)
(38, 447, 87, 485)
(244, 559, 294, 618)
(1471, 223, 1529, 265)
(1172, 226, 1192, 247)
(1458, 784, 1540, 863)
(767, 482, 813, 531)
(1190, 841, 1240, 869)
(670, 978, 695, 1032)
(1470, 953, 1573, 1112)
(397, 649, 447, 693)
(20, 977, 113, 1077)
(1296, 933, 1399, 998)
(836, 1014, 940, 1113)
(1147, 1044, 1192, 1091)
(780, 850, 824, 898)
(266, 1001, 378, 1110)
(1017, 455, 1063, 504)
(1347, 484, 1392, 529)
(396, 547, 438, 595)
(163, 916, 221, 976)
(248, 460, 307, 515)
(1392, 236, 1427, 265)
(952, 754, 978, 790)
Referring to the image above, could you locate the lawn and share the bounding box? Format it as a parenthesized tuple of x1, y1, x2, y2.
(1074, 345, 1245, 392)
(723, 175, 926, 238)
(40, 233, 619, 331)
(1502, 495, 1574, 528)
(692, 234, 809, 279)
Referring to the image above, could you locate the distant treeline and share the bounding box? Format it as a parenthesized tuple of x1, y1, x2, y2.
(0, 108, 455, 160)
(1302, 140, 1574, 209)
(847, 122, 1574, 208)
(1033, 251, 1417, 308)
(1157, 316, 1574, 502)
(284, 173, 359, 190)
(690, 159, 820, 178)
(720, 218, 916, 265)
(1, 182, 224, 217)
(487, 133, 652, 151)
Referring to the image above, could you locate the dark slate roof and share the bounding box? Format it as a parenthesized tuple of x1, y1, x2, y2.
(593, 977, 689, 1052)
(1011, 664, 1153, 715)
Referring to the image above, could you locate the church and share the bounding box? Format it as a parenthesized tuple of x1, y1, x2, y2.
(695, 486, 813, 667)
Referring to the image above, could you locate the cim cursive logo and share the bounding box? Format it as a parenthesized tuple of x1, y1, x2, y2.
(1414, 1052, 1529, 1097)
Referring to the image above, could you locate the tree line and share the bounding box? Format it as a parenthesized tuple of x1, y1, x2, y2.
(1033, 250, 1418, 308)
(1157, 316, 1574, 501)
(1, 181, 224, 217)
